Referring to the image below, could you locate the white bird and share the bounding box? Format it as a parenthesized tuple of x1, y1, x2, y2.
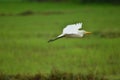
(48, 23, 91, 42)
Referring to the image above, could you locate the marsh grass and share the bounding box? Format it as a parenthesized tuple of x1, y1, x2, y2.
(0, 2, 120, 79)
(0, 69, 106, 80)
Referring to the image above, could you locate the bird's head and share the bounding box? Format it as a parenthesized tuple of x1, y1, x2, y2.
(79, 30, 92, 37)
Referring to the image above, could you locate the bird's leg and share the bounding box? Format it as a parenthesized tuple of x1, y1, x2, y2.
(48, 36, 65, 43)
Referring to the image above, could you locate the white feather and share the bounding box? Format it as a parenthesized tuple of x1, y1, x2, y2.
(63, 23, 82, 34)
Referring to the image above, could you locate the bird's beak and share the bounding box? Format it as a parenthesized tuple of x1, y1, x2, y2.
(85, 31, 92, 34)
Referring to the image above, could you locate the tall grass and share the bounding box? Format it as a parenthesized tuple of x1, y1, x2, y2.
(0, 2, 120, 79)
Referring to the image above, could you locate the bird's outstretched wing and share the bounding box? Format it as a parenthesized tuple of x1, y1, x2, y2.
(63, 23, 82, 34)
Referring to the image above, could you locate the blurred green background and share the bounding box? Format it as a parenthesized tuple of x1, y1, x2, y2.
(0, 0, 120, 79)
(0, 0, 119, 3)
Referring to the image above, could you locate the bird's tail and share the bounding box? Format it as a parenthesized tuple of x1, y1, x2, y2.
(48, 34, 65, 43)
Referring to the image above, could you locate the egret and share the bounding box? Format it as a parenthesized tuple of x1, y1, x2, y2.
(48, 23, 91, 42)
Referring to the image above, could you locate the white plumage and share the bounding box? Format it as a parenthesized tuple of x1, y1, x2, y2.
(48, 23, 91, 42)
(63, 23, 82, 34)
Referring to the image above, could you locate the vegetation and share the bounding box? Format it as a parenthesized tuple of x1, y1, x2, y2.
(0, 2, 120, 80)
(0, 0, 119, 4)
(0, 69, 106, 80)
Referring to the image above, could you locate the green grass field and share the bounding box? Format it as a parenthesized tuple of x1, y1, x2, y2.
(0, 2, 120, 79)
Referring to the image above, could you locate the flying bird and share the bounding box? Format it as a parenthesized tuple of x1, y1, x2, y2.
(48, 23, 91, 42)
